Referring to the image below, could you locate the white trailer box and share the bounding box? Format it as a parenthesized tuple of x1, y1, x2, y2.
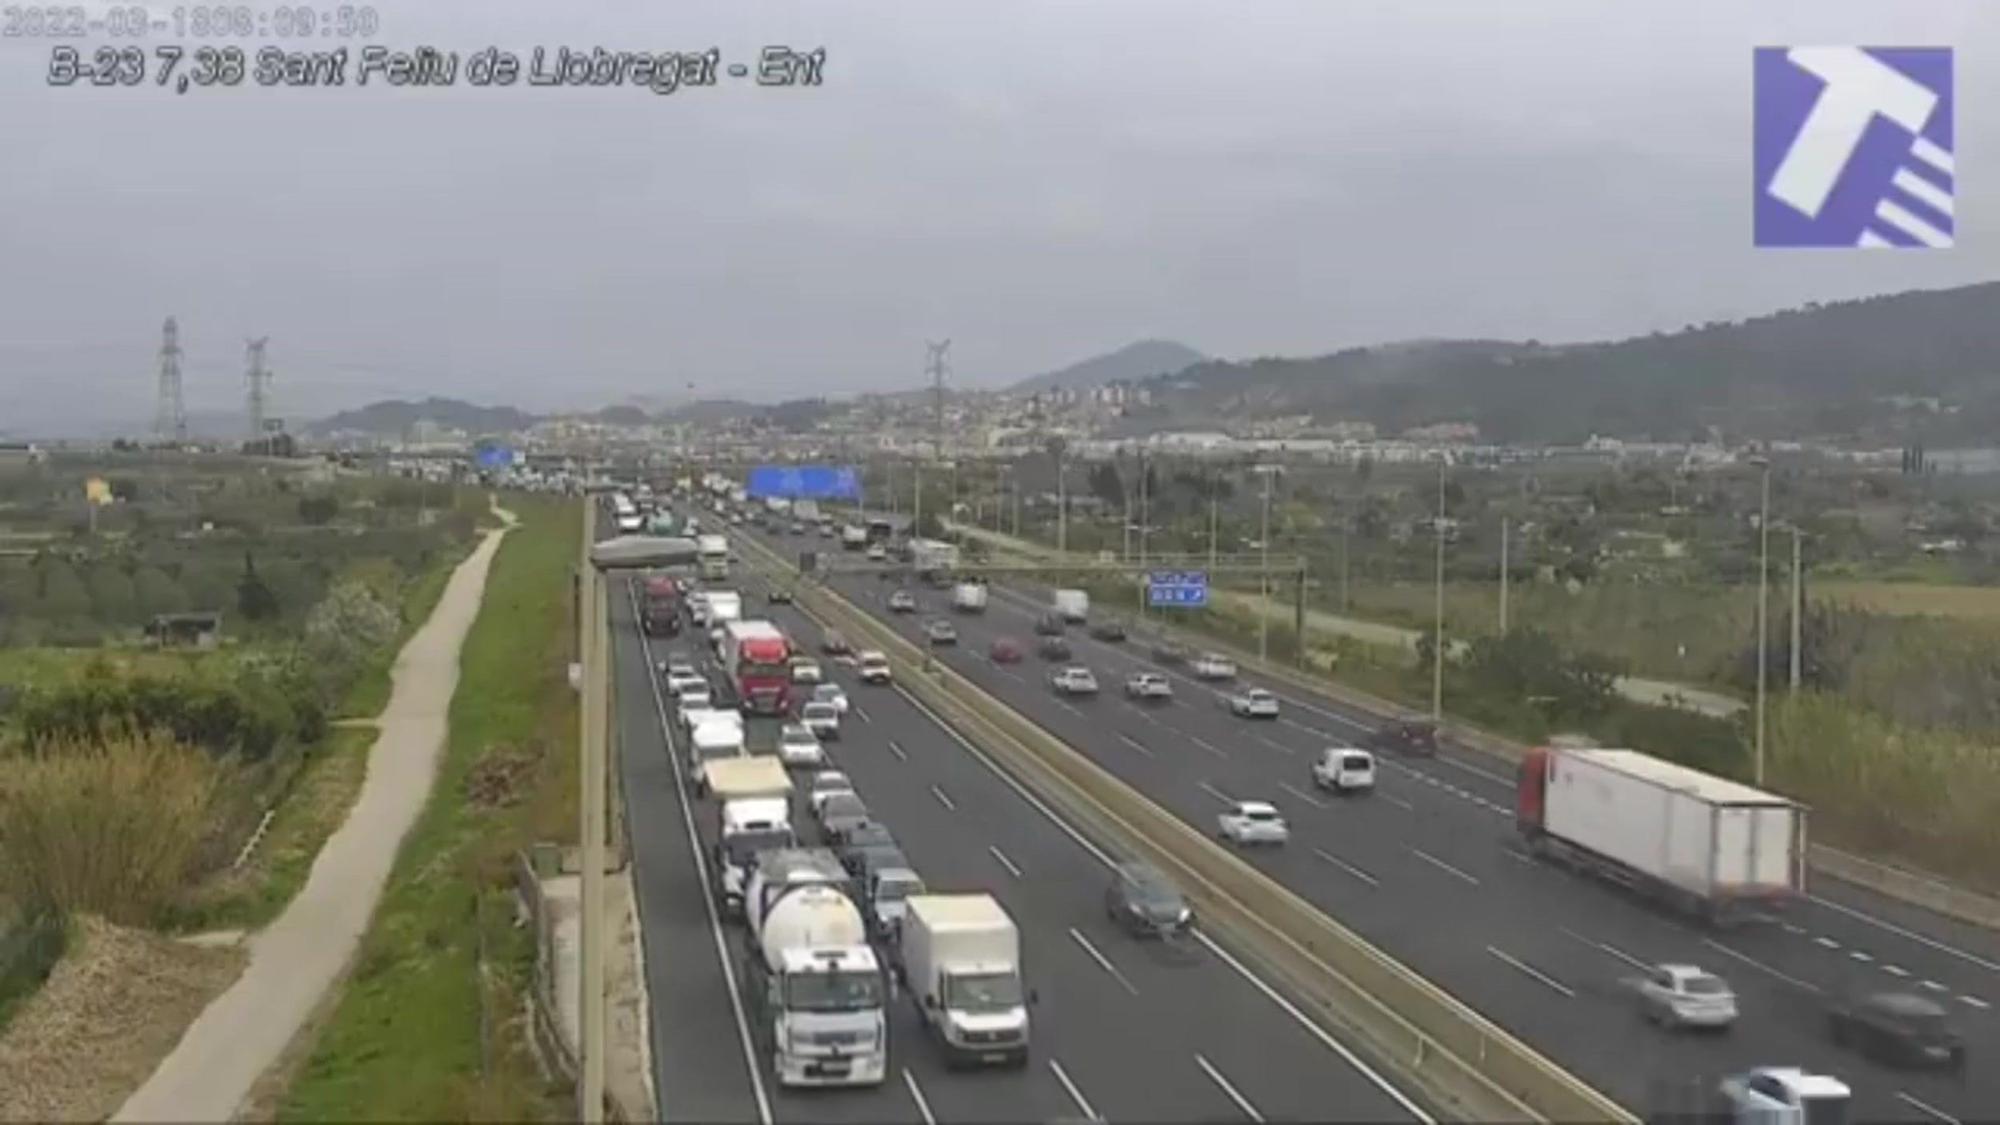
(687, 719, 748, 793)
(899, 893, 1030, 1067)
(951, 582, 989, 614)
(1053, 589, 1089, 623)
(909, 538, 960, 573)
(1520, 746, 1805, 921)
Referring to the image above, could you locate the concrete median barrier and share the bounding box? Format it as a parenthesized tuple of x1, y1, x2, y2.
(734, 530, 1635, 1124)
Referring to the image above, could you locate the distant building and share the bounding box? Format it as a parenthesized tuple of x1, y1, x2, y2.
(145, 612, 223, 650)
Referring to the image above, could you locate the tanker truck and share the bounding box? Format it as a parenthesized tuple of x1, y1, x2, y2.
(743, 882, 888, 1087)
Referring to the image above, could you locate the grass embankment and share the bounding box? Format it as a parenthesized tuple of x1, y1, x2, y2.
(278, 496, 578, 1122)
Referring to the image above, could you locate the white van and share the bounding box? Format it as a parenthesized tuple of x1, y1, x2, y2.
(1310, 747, 1376, 794)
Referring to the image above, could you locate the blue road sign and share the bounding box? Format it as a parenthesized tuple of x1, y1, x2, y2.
(474, 444, 513, 470)
(1146, 570, 1208, 608)
(747, 465, 861, 501)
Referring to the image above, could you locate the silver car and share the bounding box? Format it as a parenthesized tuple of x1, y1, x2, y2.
(1633, 964, 1737, 1031)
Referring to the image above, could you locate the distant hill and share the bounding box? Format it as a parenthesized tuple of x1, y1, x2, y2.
(660, 399, 760, 424)
(307, 397, 538, 437)
(1136, 282, 2000, 444)
(1010, 340, 1205, 396)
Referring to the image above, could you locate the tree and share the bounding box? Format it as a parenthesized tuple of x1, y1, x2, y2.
(302, 580, 400, 700)
(1088, 463, 1126, 508)
(298, 494, 339, 525)
(236, 552, 280, 622)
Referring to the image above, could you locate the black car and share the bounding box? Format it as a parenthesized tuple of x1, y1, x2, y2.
(1033, 613, 1066, 636)
(1369, 719, 1439, 757)
(1104, 861, 1192, 937)
(1828, 991, 1966, 1072)
(1038, 635, 1073, 661)
(842, 838, 908, 879)
(1090, 619, 1128, 642)
(1152, 642, 1192, 665)
(821, 629, 852, 655)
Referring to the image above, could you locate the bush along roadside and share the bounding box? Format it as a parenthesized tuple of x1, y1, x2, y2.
(278, 496, 578, 1122)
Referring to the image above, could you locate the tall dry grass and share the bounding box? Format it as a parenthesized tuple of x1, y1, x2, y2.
(1767, 693, 2000, 891)
(0, 733, 230, 927)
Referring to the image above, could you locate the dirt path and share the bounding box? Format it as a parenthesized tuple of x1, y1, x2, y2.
(113, 508, 516, 1124)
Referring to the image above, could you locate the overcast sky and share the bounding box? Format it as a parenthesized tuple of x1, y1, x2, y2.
(4, 0, 1997, 433)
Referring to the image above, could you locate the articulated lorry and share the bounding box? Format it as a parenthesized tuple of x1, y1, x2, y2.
(1515, 743, 1806, 925)
(744, 882, 888, 1087)
(898, 893, 1031, 1067)
(697, 534, 731, 580)
(640, 575, 681, 636)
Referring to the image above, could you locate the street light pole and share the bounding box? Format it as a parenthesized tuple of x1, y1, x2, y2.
(1755, 468, 1772, 781)
(1258, 466, 1275, 662)
(1207, 466, 1220, 572)
(1499, 515, 1510, 634)
(1432, 454, 1447, 721)
(578, 516, 606, 1124)
(1789, 525, 1802, 691)
(1057, 453, 1068, 554)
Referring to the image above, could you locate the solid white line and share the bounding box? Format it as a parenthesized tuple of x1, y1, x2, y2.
(1314, 848, 1379, 887)
(1410, 848, 1480, 887)
(902, 1068, 937, 1125)
(1486, 946, 1574, 998)
(1049, 1058, 1102, 1122)
(1194, 1054, 1265, 1123)
(887, 739, 908, 762)
(989, 844, 1023, 878)
(628, 588, 775, 1125)
(1893, 167, 1954, 216)
(1278, 781, 1327, 808)
(1876, 198, 1951, 247)
(1702, 938, 1822, 994)
(1896, 1090, 1961, 1125)
(931, 784, 957, 811)
(1912, 136, 1955, 174)
(1069, 927, 1139, 995)
(884, 674, 1433, 1122)
(1198, 780, 1235, 803)
(1807, 893, 2000, 975)
(1117, 731, 1156, 757)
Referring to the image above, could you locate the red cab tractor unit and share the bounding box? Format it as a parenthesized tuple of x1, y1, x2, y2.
(720, 620, 793, 715)
(641, 575, 682, 637)
(1515, 743, 1806, 926)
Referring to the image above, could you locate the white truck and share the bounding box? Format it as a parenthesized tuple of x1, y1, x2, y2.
(744, 883, 888, 1087)
(706, 590, 743, 626)
(707, 757, 795, 917)
(951, 581, 989, 614)
(840, 524, 868, 550)
(909, 538, 960, 575)
(898, 893, 1031, 1068)
(686, 715, 748, 795)
(1716, 1067, 1850, 1124)
(1053, 588, 1089, 623)
(744, 848, 853, 940)
(793, 499, 822, 523)
(697, 533, 731, 580)
(1515, 744, 1807, 925)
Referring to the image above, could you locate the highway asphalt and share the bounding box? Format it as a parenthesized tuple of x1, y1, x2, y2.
(611, 543, 1430, 1121)
(741, 521, 1999, 1125)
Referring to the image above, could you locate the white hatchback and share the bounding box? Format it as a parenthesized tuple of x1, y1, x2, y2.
(1218, 801, 1289, 846)
(777, 723, 826, 769)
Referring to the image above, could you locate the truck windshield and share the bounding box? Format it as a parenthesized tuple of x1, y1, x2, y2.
(724, 829, 795, 864)
(943, 971, 1023, 1012)
(785, 969, 883, 1012)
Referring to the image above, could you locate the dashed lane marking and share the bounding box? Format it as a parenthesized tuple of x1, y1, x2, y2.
(1486, 946, 1574, 998)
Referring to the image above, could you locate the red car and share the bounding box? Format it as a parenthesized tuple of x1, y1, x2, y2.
(989, 637, 1024, 664)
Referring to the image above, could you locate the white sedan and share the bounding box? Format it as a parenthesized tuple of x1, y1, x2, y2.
(1218, 801, 1290, 846)
(810, 682, 850, 715)
(1632, 964, 1738, 1031)
(807, 770, 856, 816)
(1226, 688, 1281, 719)
(1050, 666, 1100, 695)
(777, 723, 827, 768)
(789, 658, 823, 685)
(1192, 653, 1238, 680)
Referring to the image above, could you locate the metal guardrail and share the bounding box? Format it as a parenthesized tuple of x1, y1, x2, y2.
(733, 528, 1635, 1125)
(952, 524, 2000, 933)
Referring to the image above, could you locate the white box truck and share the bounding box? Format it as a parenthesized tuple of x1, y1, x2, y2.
(951, 581, 989, 614)
(840, 524, 868, 551)
(898, 893, 1031, 1067)
(1053, 589, 1089, 623)
(685, 716, 747, 795)
(909, 538, 960, 575)
(744, 883, 888, 1087)
(707, 757, 795, 916)
(1515, 745, 1806, 924)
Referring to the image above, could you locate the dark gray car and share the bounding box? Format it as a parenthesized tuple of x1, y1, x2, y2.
(817, 793, 870, 843)
(1105, 861, 1193, 937)
(835, 822, 897, 870)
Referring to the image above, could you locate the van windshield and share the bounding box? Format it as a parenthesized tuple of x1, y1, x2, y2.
(943, 971, 1023, 1012)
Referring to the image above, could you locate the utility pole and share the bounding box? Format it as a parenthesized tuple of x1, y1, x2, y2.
(1057, 454, 1068, 554)
(1432, 453, 1448, 722)
(1255, 465, 1278, 662)
(1789, 526, 1802, 691)
(1753, 457, 1771, 787)
(1339, 517, 1351, 614)
(1207, 465, 1220, 572)
(1499, 516, 1510, 634)
(1138, 450, 1150, 569)
(925, 339, 951, 461)
(914, 461, 924, 538)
